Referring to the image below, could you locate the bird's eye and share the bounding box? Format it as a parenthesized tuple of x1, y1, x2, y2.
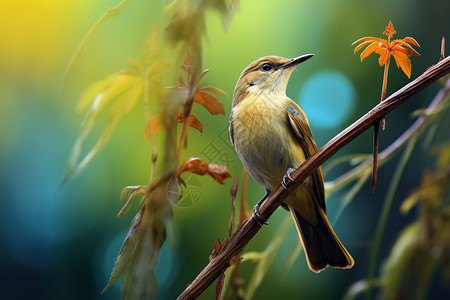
(261, 63, 272, 71)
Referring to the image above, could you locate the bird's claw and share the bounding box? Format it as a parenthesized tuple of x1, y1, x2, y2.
(252, 205, 269, 226)
(282, 167, 296, 191)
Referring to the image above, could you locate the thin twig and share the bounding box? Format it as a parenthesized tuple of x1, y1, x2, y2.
(177, 56, 450, 300)
(61, 0, 132, 90)
(326, 77, 450, 194)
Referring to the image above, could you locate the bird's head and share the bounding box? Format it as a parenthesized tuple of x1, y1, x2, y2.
(233, 54, 313, 106)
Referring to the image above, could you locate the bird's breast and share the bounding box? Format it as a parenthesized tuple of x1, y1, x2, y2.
(231, 95, 300, 190)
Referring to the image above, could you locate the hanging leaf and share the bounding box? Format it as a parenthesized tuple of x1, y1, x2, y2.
(178, 157, 231, 184)
(210, 238, 222, 259)
(146, 111, 203, 139)
(181, 49, 194, 74)
(194, 91, 226, 115)
(200, 86, 227, 96)
(177, 112, 203, 135)
(64, 90, 136, 183)
(146, 113, 163, 139)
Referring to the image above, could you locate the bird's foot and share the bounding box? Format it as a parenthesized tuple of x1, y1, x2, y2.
(252, 204, 269, 226)
(281, 167, 296, 191)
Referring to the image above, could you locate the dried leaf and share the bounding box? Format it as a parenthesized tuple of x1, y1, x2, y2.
(177, 112, 203, 135)
(146, 113, 163, 139)
(194, 91, 226, 115)
(178, 157, 231, 184)
(228, 177, 238, 239)
(147, 111, 203, 139)
(181, 49, 194, 74)
(216, 272, 226, 300)
(200, 86, 228, 96)
(210, 238, 222, 259)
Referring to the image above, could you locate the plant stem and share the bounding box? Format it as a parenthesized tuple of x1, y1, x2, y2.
(144, 77, 157, 183)
(240, 170, 250, 222)
(365, 134, 419, 300)
(381, 55, 391, 102)
(325, 78, 450, 194)
(372, 53, 391, 191)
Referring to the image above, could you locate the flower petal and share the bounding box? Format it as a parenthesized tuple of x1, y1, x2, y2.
(392, 40, 421, 56)
(392, 50, 412, 78)
(403, 37, 420, 47)
(376, 48, 388, 66)
(360, 42, 380, 61)
(352, 36, 383, 46)
(353, 40, 373, 54)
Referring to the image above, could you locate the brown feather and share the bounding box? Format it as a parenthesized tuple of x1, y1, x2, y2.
(289, 203, 355, 272)
(286, 101, 326, 212)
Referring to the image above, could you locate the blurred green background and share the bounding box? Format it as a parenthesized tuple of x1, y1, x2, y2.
(0, 0, 449, 299)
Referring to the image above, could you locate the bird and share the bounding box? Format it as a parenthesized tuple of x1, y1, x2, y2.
(229, 54, 354, 272)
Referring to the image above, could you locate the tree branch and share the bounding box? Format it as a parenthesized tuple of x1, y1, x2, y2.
(177, 56, 450, 300)
(325, 76, 450, 193)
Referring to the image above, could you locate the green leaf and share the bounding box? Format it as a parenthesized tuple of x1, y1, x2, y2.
(103, 183, 172, 297)
(381, 222, 419, 299)
(64, 92, 129, 182)
(244, 217, 292, 300)
(118, 186, 147, 218)
(343, 279, 384, 300)
(323, 153, 370, 176)
(102, 211, 143, 294)
(62, 0, 132, 89)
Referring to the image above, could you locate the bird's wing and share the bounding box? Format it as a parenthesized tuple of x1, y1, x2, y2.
(229, 112, 235, 147)
(286, 100, 326, 212)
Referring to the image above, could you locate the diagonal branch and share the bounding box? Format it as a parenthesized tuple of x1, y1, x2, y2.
(177, 56, 450, 300)
(326, 76, 450, 192)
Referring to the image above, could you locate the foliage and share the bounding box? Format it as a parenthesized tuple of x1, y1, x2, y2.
(64, 3, 449, 299)
(65, 1, 234, 298)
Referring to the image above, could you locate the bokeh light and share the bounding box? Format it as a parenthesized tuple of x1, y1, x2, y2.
(298, 70, 355, 129)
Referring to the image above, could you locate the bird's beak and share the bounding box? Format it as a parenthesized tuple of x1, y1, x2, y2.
(280, 54, 314, 69)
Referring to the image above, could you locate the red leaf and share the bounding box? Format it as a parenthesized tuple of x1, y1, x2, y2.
(194, 91, 226, 115)
(228, 177, 238, 239)
(200, 86, 227, 96)
(181, 50, 194, 74)
(145, 113, 163, 139)
(210, 238, 222, 259)
(177, 112, 203, 135)
(216, 272, 226, 300)
(178, 158, 231, 184)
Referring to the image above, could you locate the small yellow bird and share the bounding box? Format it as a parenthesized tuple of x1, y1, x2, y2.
(229, 54, 354, 272)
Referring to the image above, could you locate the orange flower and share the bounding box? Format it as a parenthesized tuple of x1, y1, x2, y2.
(353, 21, 420, 78)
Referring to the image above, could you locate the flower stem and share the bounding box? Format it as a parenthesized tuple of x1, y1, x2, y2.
(372, 53, 391, 191)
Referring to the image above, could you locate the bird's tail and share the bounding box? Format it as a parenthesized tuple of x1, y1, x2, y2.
(289, 204, 354, 272)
